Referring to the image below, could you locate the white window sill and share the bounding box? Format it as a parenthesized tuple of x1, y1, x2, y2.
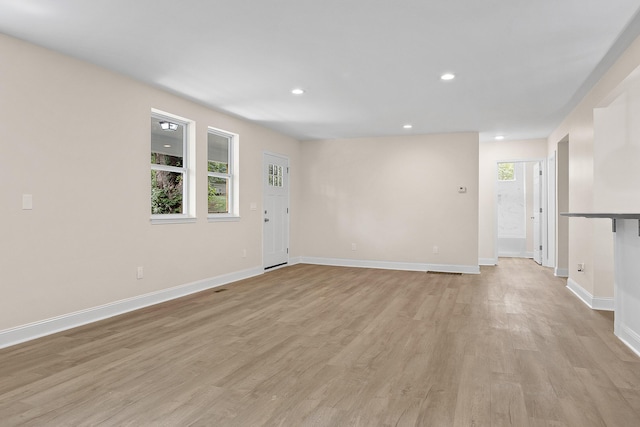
(208, 215, 241, 222)
(150, 216, 197, 225)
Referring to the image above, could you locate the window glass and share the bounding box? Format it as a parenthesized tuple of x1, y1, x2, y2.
(208, 132, 229, 173)
(208, 176, 228, 213)
(207, 129, 236, 216)
(269, 163, 283, 187)
(151, 170, 183, 214)
(498, 162, 515, 181)
(151, 114, 190, 217)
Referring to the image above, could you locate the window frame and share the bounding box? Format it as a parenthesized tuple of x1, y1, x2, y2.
(150, 109, 196, 224)
(207, 126, 239, 221)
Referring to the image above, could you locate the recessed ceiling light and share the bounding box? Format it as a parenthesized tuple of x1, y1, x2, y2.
(495, 135, 505, 140)
(403, 124, 413, 129)
(291, 88, 305, 95)
(163, 144, 172, 148)
(440, 73, 455, 81)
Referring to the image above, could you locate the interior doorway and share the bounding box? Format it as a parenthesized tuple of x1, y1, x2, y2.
(496, 160, 543, 261)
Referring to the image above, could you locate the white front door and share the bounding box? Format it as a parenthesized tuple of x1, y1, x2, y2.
(533, 162, 542, 264)
(263, 153, 289, 269)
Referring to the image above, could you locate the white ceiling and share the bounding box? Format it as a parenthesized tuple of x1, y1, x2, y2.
(1, 0, 640, 142)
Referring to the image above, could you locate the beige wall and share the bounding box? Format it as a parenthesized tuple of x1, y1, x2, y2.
(0, 34, 301, 330)
(548, 33, 640, 299)
(556, 139, 569, 274)
(299, 133, 479, 268)
(478, 139, 547, 263)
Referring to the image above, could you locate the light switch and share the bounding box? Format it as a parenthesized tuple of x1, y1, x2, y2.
(22, 194, 33, 210)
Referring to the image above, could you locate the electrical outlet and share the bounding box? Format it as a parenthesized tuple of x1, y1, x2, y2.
(433, 246, 439, 254)
(577, 263, 585, 272)
(137, 266, 144, 279)
(351, 243, 357, 251)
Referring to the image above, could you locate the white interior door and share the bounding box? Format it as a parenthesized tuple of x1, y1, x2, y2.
(263, 153, 289, 269)
(533, 162, 542, 264)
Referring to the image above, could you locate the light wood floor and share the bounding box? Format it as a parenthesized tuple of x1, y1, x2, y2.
(2, 258, 640, 426)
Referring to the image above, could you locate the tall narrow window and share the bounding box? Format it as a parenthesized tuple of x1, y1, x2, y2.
(207, 128, 238, 218)
(151, 112, 194, 222)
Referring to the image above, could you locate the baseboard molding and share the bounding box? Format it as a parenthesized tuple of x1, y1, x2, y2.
(566, 278, 615, 311)
(299, 256, 480, 274)
(555, 268, 569, 277)
(497, 252, 533, 259)
(0, 266, 264, 349)
(617, 324, 640, 358)
(479, 258, 497, 266)
(288, 256, 302, 266)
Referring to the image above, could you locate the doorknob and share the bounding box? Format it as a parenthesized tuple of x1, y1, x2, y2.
(264, 218, 270, 222)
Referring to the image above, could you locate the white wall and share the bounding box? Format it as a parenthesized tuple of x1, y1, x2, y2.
(478, 139, 547, 264)
(0, 34, 301, 332)
(299, 133, 479, 271)
(548, 32, 640, 301)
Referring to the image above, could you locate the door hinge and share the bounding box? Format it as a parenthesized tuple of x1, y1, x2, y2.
(539, 208, 542, 213)
(287, 248, 289, 254)
(287, 167, 289, 173)
(539, 170, 543, 176)
(287, 208, 289, 213)
(539, 245, 542, 250)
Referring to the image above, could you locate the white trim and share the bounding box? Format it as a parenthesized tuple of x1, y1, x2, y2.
(299, 257, 480, 274)
(150, 216, 197, 225)
(555, 267, 569, 277)
(207, 215, 241, 222)
(0, 266, 263, 350)
(479, 257, 497, 266)
(566, 278, 615, 311)
(617, 324, 640, 358)
(289, 256, 302, 265)
(496, 252, 534, 258)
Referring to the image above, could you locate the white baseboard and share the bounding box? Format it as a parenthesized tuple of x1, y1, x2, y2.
(566, 278, 614, 311)
(497, 252, 533, 258)
(288, 256, 302, 266)
(617, 324, 640, 358)
(299, 256, 480, 274)
(555, 268, 569, 277)
(479, 258, 497, 266)
(0, 266, 264, 349)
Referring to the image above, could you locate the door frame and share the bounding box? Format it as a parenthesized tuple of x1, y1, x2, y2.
(494, 158, 548, 265)
(262, 151, 290, 270)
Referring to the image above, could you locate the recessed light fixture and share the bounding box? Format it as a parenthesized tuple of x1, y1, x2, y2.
(159, 121, 178, 131)
(291, 88, 305, 95)
(495, 135, 505, 140)
(440, 73, 456, 81)
(403, 124, 413, 129)
(163, 144, 172, 148)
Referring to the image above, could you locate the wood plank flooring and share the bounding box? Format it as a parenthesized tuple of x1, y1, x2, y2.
(1, 258, 640, 426)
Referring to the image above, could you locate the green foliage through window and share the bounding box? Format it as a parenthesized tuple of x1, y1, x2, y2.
(498, 163, 515, 181)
